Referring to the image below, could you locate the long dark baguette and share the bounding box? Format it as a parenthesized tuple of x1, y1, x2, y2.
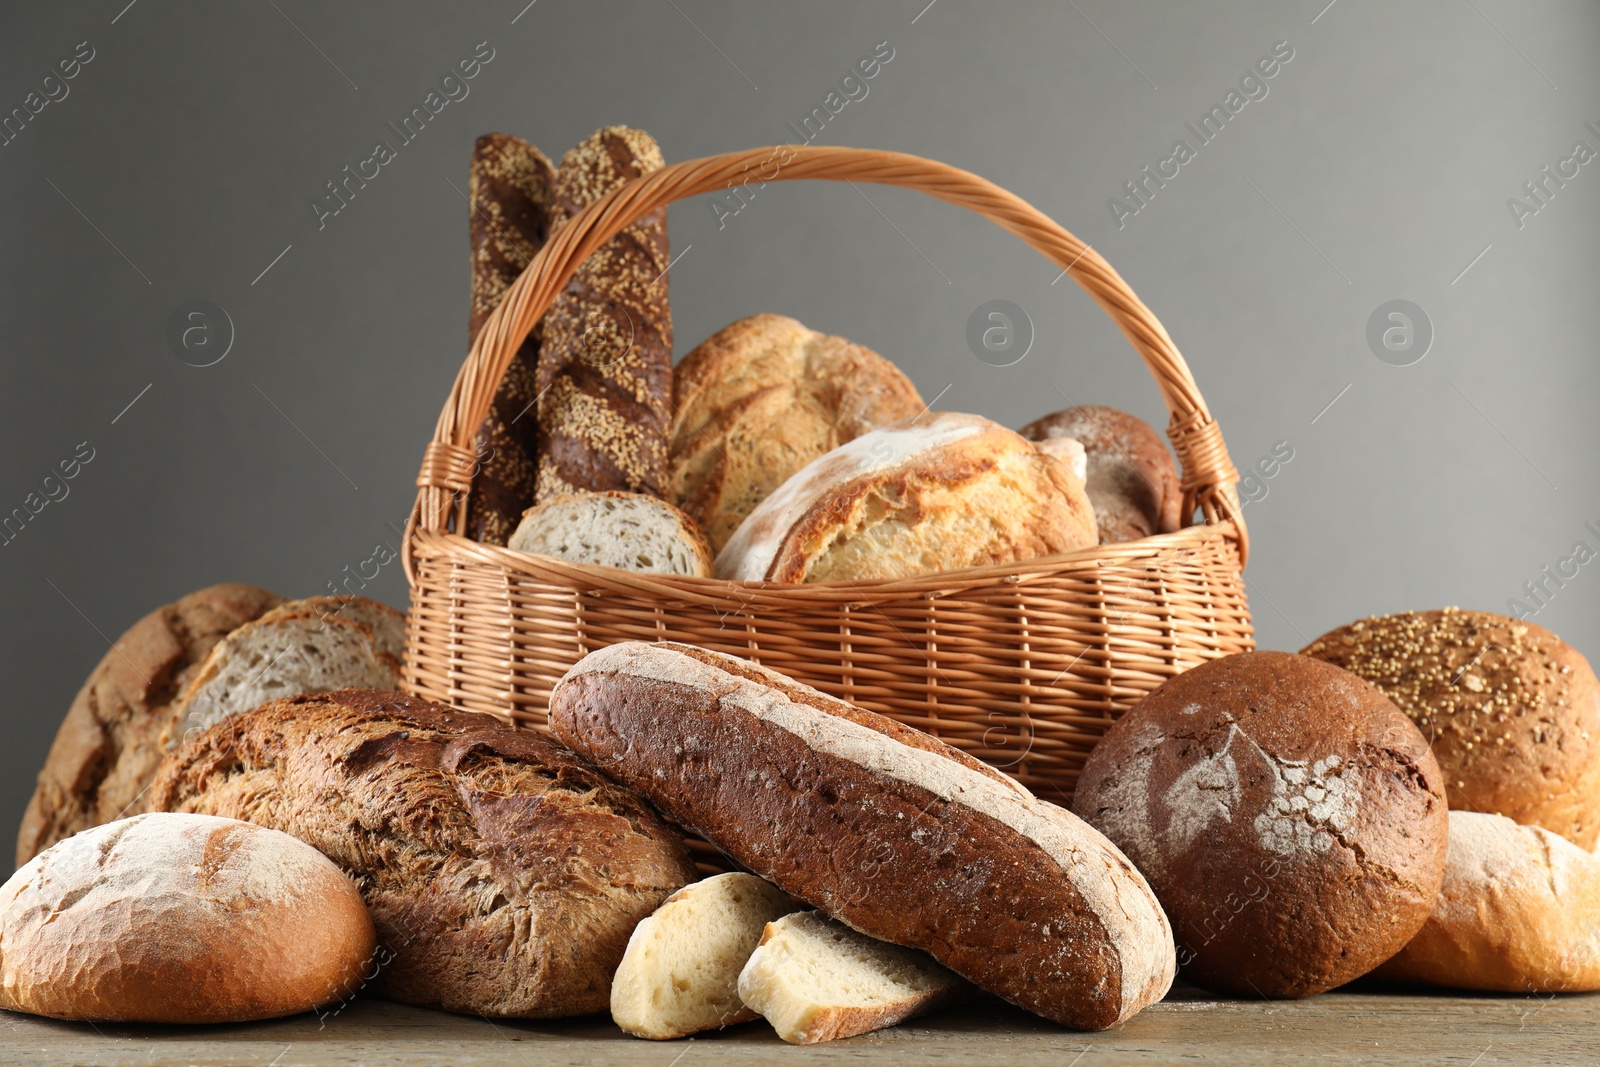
(535, 126, 673, 500)
(465, 133, 557, 545)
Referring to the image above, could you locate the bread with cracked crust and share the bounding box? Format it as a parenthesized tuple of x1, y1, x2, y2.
(547, 641, 1175, 1031)
(668, 313, 925, 553)
(149, 688, 698, 1018)
(714, 411, 1097, 582)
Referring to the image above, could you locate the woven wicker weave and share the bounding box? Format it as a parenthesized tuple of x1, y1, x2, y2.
(403, 145, 1254, 808)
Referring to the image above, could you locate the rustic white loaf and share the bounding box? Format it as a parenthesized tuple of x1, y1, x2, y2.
(738, 910, 964, 1044)
(611, 872, 798, 1039)
(0, 813, 376, 1022)
(714, 411, 1097, 583)
(548, 641, 1175, 1031)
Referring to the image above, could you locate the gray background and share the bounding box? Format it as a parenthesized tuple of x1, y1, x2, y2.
(1, 1, 1596, 843)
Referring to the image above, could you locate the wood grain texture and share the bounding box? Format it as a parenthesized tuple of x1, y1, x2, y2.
(4, 986, 1597, 1065)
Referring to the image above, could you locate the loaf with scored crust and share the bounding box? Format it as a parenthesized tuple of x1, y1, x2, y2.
(548, 641, 1175, 1031)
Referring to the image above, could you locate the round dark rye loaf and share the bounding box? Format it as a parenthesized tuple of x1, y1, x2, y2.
(148, 688, 698, 1018)
(466, 133, 559, 545)
(547, 642, 1175, 1031)
(17, 582, 282, 866)
(535, 126, 673, 500)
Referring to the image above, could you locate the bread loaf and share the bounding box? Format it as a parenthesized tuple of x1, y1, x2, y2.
(738, 911, 965, 1044)
(258, 594, 406, 665)
(466, 133, 559, 545)
(1019, 405, 1181, 543)
(167, 605, 399, 745)
(547, 641, 1175, 1031)
(714, 412, 1097, 583)
(611, 872, 798, 1039)
(16, 583, 282, 866)
(1072, 651, 1449, 998)
(536, 126, 672, 500)
(0, 813, 375, 1022)
(149, 688, 697, 1018)
(1301, 609, 1600, 849)
(508, 491, 713, 577)
(1374, 811, 1600, 992)
(668, 314, 925, 552)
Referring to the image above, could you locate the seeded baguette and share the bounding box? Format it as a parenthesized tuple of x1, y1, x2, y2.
(548, 641, 1175, 1031)
(536, 126, 673, 500)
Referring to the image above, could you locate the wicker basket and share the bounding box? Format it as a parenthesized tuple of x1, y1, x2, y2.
(402, 145, 1254, 808)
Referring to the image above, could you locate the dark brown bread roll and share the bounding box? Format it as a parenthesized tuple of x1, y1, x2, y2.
(548, 642, 1175, 1031)
(536, 126, 673, 500)
(1019, 405, 1181, 543)
(148, 689, 698, 1018)
(16, 583, 283, 866)
(1301, 609, 1600, 850)
(466, 133, 558, 545)
(1072, 651, 1449, 999)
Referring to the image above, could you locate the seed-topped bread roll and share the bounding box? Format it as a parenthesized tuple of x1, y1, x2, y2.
(1019, 405, 1181, 543)
(548, 641, 1175, 1031)
(16, 583, 284, 866)
(536, 126, 673, 500)
(0, 813, 376, 1023)
(1301, 609, 1600, 849)
(668, 314, 925, 553)
(1375, 811, 1600, 992)
(150, 689, 698, 1018)
(466, 133, 559, 545)
(714, 412, 1097, 582)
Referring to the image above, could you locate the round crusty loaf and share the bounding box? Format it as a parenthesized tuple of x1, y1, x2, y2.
(1374, 811, 1600, 992)
(16, 583, 283, 867)
(1019, 405, 1181, 543)
(149, 688, 698, 1018)
(1072, 650, 1449, 998)
(508, 491, 714, 577)
(714, 412, 1097, 583)
(1300, 609, 1600, 849)
(0, 812, 375, 1022)
(668, 313, 925, 553)
(548, 641, 1175, 1031)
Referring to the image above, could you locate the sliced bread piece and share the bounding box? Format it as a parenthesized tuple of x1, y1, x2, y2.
(737, 911, 965, 1045)
(166, 609, 399, 745)
(508, 491, 714, 577)
(261, 596, 406, 666)
(612, 872, 798, 1039)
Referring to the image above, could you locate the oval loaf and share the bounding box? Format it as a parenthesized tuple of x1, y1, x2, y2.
(548, 641, 1175, 1031)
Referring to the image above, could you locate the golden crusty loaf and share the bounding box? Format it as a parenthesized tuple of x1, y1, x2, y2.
(549, 642, 1175, 1031)
(16, 583, 282, 866)
(149, 689, 697, 1018)
(1019, 404, 1181, 543)
(466, 133, 559, 545)
(536, 126, 673, 500)
(0, 813, 376, 1022)
(1301, 609, 1600, 849)
(1375, 811, 1600, 992)
(668, 313, 925, 552)
(715, 412, 1097, 582)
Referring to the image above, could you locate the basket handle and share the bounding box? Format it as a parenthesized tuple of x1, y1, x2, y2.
(406, 145, 1247, 580)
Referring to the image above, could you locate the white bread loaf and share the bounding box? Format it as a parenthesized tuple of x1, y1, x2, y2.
(738, 910, 964, 1044)
(1375, 811, 1600, 991)
(714, 412, 1096, 583)
(611, 872, 798, 1039)
(167, 608, 399, 744)
(508, 491, 714, 577)
(548, 641, 1175, 1031)
(0, 813, 376, 1022)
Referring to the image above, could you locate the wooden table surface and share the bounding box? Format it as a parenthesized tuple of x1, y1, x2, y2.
(6, 983, 1598, 1066)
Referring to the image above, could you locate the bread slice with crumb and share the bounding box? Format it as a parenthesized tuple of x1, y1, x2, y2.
(165, 609, 399, 746)
(611, 872, 797, 1039)
(737, 911, 965, 1044)
(508, 491, 714, 577)
(260, 596, 406, 666)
